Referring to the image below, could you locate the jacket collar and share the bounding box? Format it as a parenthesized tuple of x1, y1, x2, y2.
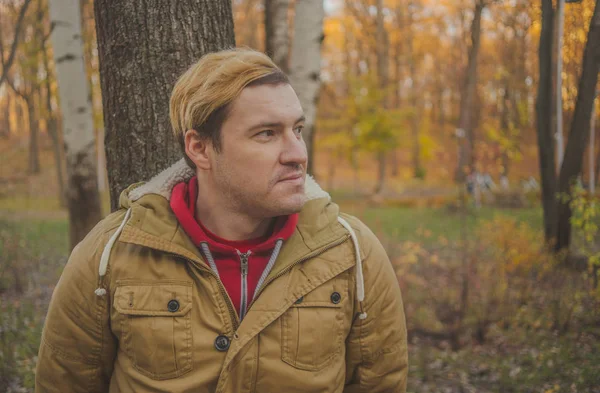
(116, 158, 346, 275)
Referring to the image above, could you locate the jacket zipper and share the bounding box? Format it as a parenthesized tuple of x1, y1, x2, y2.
(237, 250, 251, 320)
(248, 235, 350, 309)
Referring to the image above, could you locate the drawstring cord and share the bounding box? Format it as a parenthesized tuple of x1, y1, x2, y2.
(337, 217, 368, 320)
(95, 208, 132, 296)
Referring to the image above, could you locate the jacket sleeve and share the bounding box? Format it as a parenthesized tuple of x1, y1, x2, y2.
(343, 216, 408, 393)
(35, 223, 118, 393)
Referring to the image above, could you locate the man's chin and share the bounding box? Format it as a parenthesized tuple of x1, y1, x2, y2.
(271, 194, 307, 216)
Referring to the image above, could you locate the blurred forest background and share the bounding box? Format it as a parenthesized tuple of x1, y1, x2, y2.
(1, 0, 600, 391)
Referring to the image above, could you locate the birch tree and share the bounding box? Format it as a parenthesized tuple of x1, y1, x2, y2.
(289, 0, 324, 176)
(265, 0, 290, 71)
(48, 0, 102, 249)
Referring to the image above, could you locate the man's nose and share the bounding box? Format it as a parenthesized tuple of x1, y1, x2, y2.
(280, 129, 308, 167)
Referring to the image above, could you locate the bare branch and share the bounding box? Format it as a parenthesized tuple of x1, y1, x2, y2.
(0, 0, 34, 88)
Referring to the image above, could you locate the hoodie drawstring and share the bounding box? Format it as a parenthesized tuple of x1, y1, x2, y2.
(95, 208, 132, 296)
(337, 217, 368, 320)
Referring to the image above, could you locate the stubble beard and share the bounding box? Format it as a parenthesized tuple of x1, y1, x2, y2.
(213, 159, 306, 219)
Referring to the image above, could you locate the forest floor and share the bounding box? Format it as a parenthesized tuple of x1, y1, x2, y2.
(2, 202, 599, 392)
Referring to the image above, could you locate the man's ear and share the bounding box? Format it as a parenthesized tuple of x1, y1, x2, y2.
(184, 129, 212, 170)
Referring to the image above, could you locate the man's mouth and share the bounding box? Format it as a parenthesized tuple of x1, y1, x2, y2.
(278, 173, 305, 183)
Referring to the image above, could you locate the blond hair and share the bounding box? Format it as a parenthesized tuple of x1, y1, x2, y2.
(170, 48, 288, 166)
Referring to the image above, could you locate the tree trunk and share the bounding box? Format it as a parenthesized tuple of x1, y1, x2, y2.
(264, 0, 289, 72)
(407, 1, 422, 179)
(1, 92, 11, 138)
(595, 136, 600, 188)
(93, 0, 236, 211)
(0, 0, 33, 89)
(555, 0, 600, 253)
(455, 0, 484, 183)
(41, 25, 66, 207)
(49, 0, 102, 250)
(289, 0, 324, 178)
(375, 152, 386, 196)
(373, 0, 389, 194)
(536, 0, 558, 245)
(25, 96, 40, 174)
(500, 81, 511, 181)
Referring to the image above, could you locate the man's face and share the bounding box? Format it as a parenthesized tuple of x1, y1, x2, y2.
(210, 83, 308, 218)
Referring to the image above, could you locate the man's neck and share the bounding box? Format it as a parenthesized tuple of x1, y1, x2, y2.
(194, 184, 273, 242)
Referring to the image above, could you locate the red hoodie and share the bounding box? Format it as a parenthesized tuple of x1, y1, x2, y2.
(170, 176, 298, 320)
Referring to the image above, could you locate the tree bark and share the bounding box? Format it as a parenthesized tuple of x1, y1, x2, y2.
(264, 0, 289, 72)
(500, 80, 511, 181)
(407, 1, 422, 179)
(49, 0, 102, 250)
(455, 0, 484, 183)
(555, 0, 600, 253)
(289, 0, 324, 178)
(41, 16, 66, 207)
(595, 137, 600, 187)
(25, 95, 40, 174)
(373, 0, 389, 194)
(93, 0, 236, 211)
(1, 92, 11, 138)
(536, 0, 558, 245)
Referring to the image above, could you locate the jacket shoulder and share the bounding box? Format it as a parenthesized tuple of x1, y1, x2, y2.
(60, 209, 128, 288)
(338, 212, 385, 262)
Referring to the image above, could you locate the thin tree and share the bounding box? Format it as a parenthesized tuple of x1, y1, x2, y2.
(3, 0, 46, 174)
(265, 0, 289, 72)
(40, 0, 65, 206)
(94, 0, 236, 211)
(455, 0, 485, 183)
(373, 0, 390, 194)
(536, 0, 558, 244)
(555, 0, 600, 253)
(288, 0, 324, 177)
(48, 0, 102, 249)
(0, 0, 33, 88)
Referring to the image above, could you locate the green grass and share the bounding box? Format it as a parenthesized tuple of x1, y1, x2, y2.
(0, 218, 68, 258)
(340, 202, 543, 244)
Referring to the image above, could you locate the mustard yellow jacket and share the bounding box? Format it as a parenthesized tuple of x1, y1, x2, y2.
(35, 159, 408, 393)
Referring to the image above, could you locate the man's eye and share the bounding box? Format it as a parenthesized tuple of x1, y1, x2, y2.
(294, 126, 304, 135)
(257, 130, 275, 137)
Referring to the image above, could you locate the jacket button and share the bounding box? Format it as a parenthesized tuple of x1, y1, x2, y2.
(214, 335, 230, 352)
(295, 296, 304, 304)
(330, 292, 341, 304)
(167, 299, 180, 312)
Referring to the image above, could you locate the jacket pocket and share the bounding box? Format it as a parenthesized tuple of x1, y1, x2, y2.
(114, 281, 193, 380)
(281, 290, 345, 371)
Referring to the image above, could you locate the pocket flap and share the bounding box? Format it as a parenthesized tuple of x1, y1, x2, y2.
(292, 300, 342, 309)
(114, 281, 192, 317)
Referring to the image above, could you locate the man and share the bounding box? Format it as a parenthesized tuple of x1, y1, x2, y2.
(36, 48, 407, 393)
